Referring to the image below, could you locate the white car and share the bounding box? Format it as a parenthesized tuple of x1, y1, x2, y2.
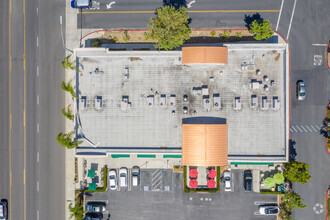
(109, 169, 117, 190)
(258, 204, 280, 215)
(131, 166, 140, 186)
(223, 170, 231, 192)
(119, 167, 128, 187)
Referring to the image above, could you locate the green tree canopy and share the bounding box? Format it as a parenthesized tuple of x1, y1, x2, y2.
(68, 203, 85, 220)
(62, 104, 74, 121)
(57, 131, 82, 149)
(148, 6, 192, 50)
(273, 173, 285, 184)
(61, 80, 78, 99)
(283, 191, 307, 210)
(264, 177, 276, 188)
(283, 161, 311, 184)
(248, 20, 274, 40)
(61, 54, 79, 72)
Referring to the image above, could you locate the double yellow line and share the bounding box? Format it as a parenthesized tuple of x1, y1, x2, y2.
(9, 0, 26, 217)
(79, 9, 280, 14)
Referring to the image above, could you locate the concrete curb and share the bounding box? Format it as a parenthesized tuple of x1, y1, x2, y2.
(326, 188, 329, 220)
(327, 42, 330, 69)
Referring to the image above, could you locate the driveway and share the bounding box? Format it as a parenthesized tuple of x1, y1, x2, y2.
(86, 169, 277, 220)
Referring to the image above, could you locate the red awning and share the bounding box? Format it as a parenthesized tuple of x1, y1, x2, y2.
(189, 179, 198, 188)
(189, 169, 198, 178)
(207, 179, 216, 188)
(208, 169, 217, 179)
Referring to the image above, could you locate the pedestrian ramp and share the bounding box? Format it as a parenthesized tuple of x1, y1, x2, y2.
(290, 124, 326, 133)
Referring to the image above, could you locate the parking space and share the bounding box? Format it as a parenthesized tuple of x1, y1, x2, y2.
(85, 169, 277, 220)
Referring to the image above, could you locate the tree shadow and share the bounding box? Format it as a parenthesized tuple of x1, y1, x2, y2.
(289, 139, 297, 162)
(244, 13, 264, 29)
(163, 0, 187, 9)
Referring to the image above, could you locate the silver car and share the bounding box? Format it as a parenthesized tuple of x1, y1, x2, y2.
(109, 169, 117, 190)
(296, 81, 306, 100)
(131, 166, 140, 186)
(223, 170, 231, 192)
(258, 204, 280, 215)
(119, 167, 128, 187)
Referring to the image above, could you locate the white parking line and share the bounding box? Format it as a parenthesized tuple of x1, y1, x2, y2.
(290, 126, 298, 132)
(276, 0, 284, 31)
(305, 126, 313, 132)
(312, 43, 327, 46)
(286, 0, 297, 39)
(295, 126, 303, 132)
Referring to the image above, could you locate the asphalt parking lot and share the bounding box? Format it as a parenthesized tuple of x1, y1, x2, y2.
(86, 169, 277, 220)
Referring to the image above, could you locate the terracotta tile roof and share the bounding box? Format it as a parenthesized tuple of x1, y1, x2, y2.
(182, 124, 228, 167)
(182, 47, 228, 64)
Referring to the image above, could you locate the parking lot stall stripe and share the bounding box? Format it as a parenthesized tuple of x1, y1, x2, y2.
(163, 155, 182, 158)
(111, 154, 130, 158)
(295, 126, 303, 133)
(300, 126, 308, 133)
(137, 154, 156, 158)
(305, 126, 313, 133)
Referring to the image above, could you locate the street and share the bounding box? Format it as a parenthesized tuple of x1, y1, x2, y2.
(0, 0, 329, 219)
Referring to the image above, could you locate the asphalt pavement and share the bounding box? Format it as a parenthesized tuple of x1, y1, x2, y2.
(286, 0, 330, 219)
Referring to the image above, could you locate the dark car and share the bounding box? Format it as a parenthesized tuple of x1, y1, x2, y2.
(0, 199, 8, 220)
(85, 202, 106, 213)
(244, 170, 252, 191)
(84, 212, 103, 220)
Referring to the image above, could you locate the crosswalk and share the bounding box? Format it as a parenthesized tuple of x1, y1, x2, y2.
(290, 124, 326, 133)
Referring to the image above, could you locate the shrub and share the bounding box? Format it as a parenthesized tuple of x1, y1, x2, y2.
(210, 31, 216, 36)
(235, 32, 243, 39)
(91, 38, 102, 47)
(144, 32, 149, 40)
(219, 30, 231, 39)
(113, 37, 118, 42)
(123, 30, 130, 43)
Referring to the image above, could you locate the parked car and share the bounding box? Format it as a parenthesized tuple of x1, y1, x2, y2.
(119, 167, 128, 187)
(0, 199, 8, 220)
(109, 169, 117, 190)
(131, 166, 140, 186)
(258, 204, 280, 215)
(84, 212, 103, 220)
(223, 170, 231, 192)
(244, 170, 252, 191)
(85, 202, 106, 213)
(296, 80, 306, 100)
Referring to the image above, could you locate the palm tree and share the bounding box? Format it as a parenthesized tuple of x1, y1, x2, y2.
(61, 80, 78, 99)
(61, 54, 80, 72)
(62, 104, 74, 120)
(57, 131, 82, 149)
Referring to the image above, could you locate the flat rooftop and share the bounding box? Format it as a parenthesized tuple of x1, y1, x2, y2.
(75, 44, 289, 159)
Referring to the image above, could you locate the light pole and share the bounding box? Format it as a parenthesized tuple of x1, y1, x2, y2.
(60, 16, 73, 53)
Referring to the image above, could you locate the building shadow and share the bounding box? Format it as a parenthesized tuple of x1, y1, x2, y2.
(182, 117, 226, 124)
(244, 13, 264, 29)
(289, 139, 297, 162)
(163, 0, 187, 9)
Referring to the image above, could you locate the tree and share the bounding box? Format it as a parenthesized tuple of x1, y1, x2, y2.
(235, 32, 243, 39)
(283, 191, 307, 210)
(248, 20, 274, 40)
(68, 203, 85, 220)
(273, 173, 285, 184)
(219, 30, 231, 39)
(61, 54, 79, 72)
(284, 161, 311, 184)
(57, 131, 82, 149)
(61, 80, 78, 99)
(62, 104, 74, 121)
(147, 6, 192, 50)
(264, 177, 276, 188)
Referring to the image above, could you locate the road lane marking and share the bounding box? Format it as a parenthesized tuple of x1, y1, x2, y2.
(37, 181, 39, 191)
(23, 0, 27, 218)
(286, 0, 297, 39)
(37, 65, 39, 76)
(312, 43, 327, 46)
(300, 126, 307, 133)
(37, 123, 39, 133)
(276, 0, 284, 31)
(37, 36, 39, 47)
(9, 0, 12, 215)
(79, 9, 280, 14)
(36, 7, 38, 15)
(37, 152, 39, 163)
(23, 110, 26, 127)
(187, 0, 196, 8)
(37, 210, 39, 220)
(37, 95, 39, 105)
